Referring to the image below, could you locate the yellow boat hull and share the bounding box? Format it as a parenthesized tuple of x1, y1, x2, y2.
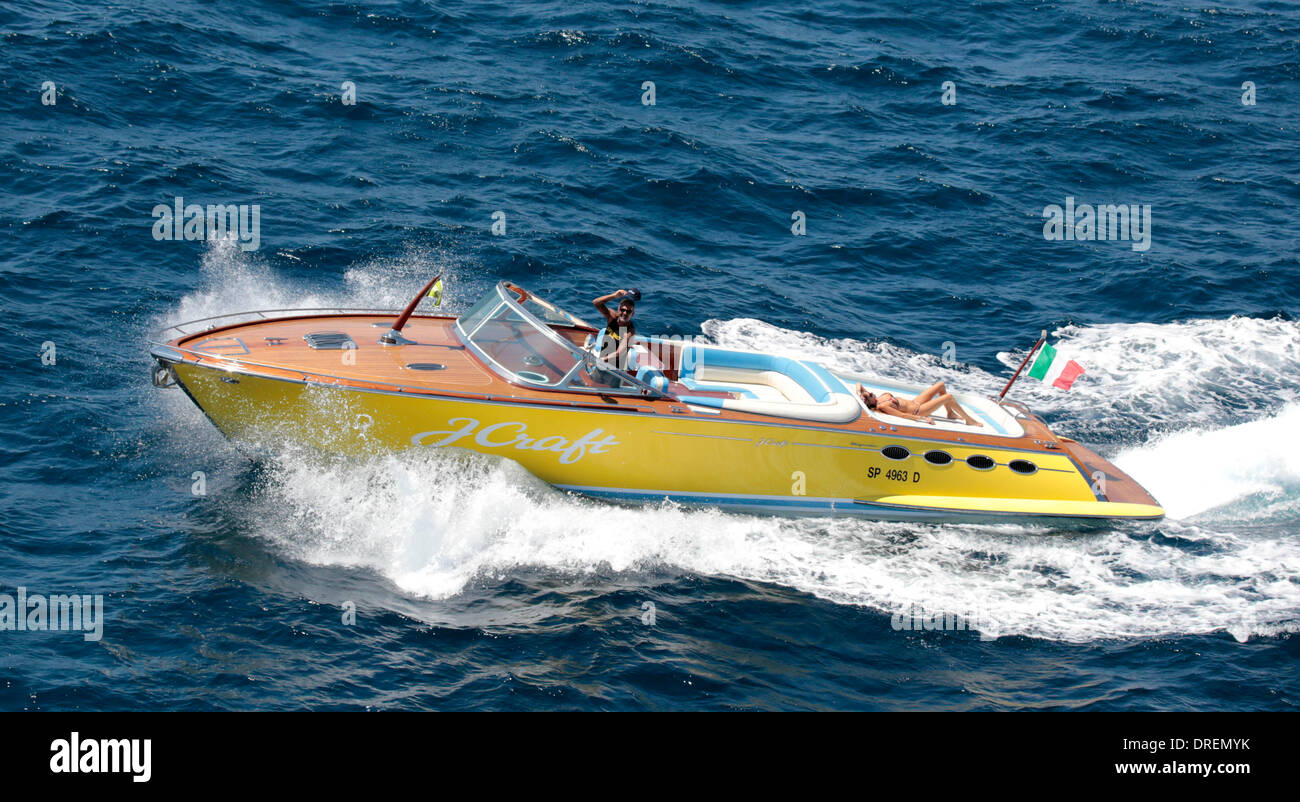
(169, 361, 1163, 522)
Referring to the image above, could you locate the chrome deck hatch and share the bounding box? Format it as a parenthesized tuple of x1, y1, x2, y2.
(303, 332, 356, 350)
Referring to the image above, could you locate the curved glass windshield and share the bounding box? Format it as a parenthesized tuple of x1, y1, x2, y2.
(520, 294, 591, 329)
(455, 283, 667, 397)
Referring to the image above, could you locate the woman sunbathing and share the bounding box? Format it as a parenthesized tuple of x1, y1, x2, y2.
(857, 381, 983, 427)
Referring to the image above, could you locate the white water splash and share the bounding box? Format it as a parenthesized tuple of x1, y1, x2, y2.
(162, 236, 480, 329)
(1003, 317, 1300, 426)
(1113, 403, 1300, 520)
(240, 443, 1299, 643)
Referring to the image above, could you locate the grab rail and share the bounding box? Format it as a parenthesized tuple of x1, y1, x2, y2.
(994, 397, 1047, 424)
(154, 307, 410, 340)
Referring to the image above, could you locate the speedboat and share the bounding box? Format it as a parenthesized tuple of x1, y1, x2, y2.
(149, 279, 1164, 522)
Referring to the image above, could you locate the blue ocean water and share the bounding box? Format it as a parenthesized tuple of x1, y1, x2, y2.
(2, 0, 1298, 710)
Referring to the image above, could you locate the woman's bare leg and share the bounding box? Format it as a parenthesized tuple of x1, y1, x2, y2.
(917, 393, 983, 426)
(948, 400, 982, 426)
(912, 381, 946, 406)
(916, 394, 948, 416)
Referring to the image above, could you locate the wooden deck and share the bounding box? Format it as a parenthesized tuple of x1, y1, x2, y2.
(171, 312, 1073, 452)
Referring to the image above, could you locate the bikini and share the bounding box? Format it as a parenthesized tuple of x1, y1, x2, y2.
(877, 393, 917, 415)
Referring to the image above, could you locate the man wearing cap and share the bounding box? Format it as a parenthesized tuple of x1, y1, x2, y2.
(592, 288, 640, 370)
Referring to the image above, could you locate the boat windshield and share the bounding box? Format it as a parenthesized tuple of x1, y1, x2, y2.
(455, 283, 668, 397)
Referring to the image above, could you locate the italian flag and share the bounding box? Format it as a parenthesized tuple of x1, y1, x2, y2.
(1027, 342, 1085, 390)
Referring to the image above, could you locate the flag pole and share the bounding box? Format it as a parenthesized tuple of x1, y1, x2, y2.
(998, 329, 1047, 403)
(380, 273, 442, 346)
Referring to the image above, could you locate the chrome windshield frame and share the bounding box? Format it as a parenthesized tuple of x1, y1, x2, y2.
(454, 282, 674, 399)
